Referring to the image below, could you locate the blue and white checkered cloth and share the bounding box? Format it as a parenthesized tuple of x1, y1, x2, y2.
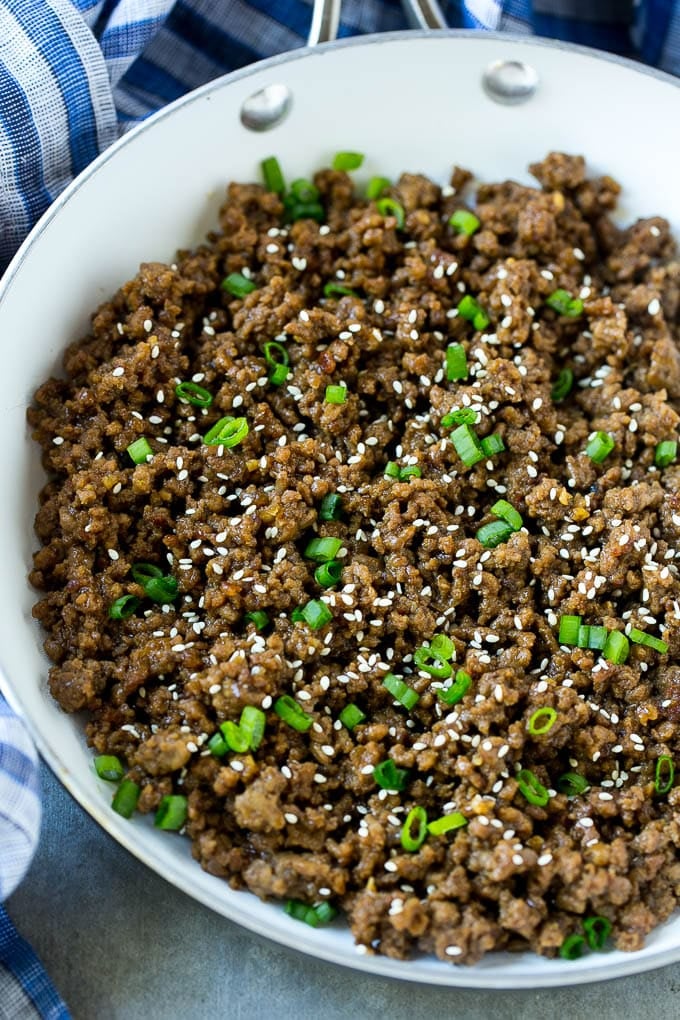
(0, 694, 69, 1018)
(1, 0, 680, 272)
(1, 1, 680, 1015)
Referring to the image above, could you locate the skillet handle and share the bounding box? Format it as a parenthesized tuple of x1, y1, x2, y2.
(308, 0, 342, 45)
(400, 0, 448, 30)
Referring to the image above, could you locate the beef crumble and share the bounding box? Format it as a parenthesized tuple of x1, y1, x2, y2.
(29, 152, 680, 965)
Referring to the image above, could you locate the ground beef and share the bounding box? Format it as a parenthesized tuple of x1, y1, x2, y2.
(28, 152, 680, 965)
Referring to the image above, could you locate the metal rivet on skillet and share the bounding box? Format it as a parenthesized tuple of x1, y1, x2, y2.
(482, 60, 539, 105)
(240, 83, 292, 131)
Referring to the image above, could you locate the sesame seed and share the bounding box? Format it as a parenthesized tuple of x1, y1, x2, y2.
(648, 298, 661, 315)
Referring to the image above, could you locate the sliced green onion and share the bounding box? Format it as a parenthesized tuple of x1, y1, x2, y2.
(448, 209, 480, 236)
(245, 610, 269, 632)
(314, 560, 342, 588)
(240, 706, 266, 751)
(261, 156, 285, 194)
(319, 493, 342, 521)
(274, 694, 313, 732)
(585, 431, 615, 464)
(144, 575, 179, 604)
(263, 340, 289, 373)
(441, 408, 477, 428)
(546, 289, 583, 317)
(384, 461, 401, 479)
(94, 755, 125, 782)
(323, 282, 358, 299)
(304, 537, 343, 562)
(175, 381, 213, 408)
(325, 384, 347, 405)
(382, 673, 420, 711)
(427, 812, 468, 836)
(154, 794, 188, 831)
(207, 731, 229, 757)
(366, 176, 390, 200)
(491, 499, 523, 531)
(558, 614, 581, 645)
(285, 900, 336, 927)
(108, 595, 140, 620)
(551, 368, 574, 402)
(284, 200, 325, 223)
(399, 465, 422, 481)
(290, 178, 319, 203)
(203, 415, 249, 448)
(655, 754, 675, 795)
(583, 916, 612, 951)
(527, 707, 557, 736)
(131, 563, 163, 583)
(602, 629, 629, 664)
(413, 646, 453, 680)
(556, 772, 589, 797)
(339, 703, 366, 730)
(430, 633, 455, 661)
(221, 272, 257, 298)
(221, 720, 249, 754)
(560, 933, 586, 960)
(400, 806, 428, 851)
(446, 343, 468, 381)
(629, 628, 668, 654)
(450, 423, 484, 467)
(373, 759, 410, 792)
(457, 294, 490, 331)
(577, 625, 591, 649)
(480, 434, 506, 457)
(268, 363, 289, 386)
(300, 598, 332, 629)
(111, 778, 140, 819)
(127, 437, 153, 464)
(587, 625, 608, 650)
(655, 440, 677, 468)
(516, 768, 549, 807)
(476, 520, 513, 548)
(440, 669, 472, 705)
(375, 197, 405, 229)
(290, 607, 306, 623)
(332, 151, 364, 171)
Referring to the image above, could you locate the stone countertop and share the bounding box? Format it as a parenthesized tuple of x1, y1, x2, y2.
(7, 764, 680, 1019)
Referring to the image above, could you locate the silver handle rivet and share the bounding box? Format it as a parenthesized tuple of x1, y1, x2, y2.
(482, 60, 539, 105)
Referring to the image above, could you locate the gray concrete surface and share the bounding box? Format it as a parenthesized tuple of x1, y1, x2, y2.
(6, 764, 680, 1019)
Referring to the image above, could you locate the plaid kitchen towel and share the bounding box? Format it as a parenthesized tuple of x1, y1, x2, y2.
(1, 0, 680, 272)
(0, 693, 69, 1018)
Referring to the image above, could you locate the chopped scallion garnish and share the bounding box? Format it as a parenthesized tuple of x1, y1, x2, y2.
(261, 156, 285, 194)
(239, 706, 266, 751)
(332, 151, 364, 171)
(285, 899, 337, 927)
(457, 294, 490, 331)
(556, 772, 589, 797)
(582, 916, 612, 951)
(94, 755, 125, 782)
(558, 614, 581, 645)
(111, 778, 140, 819)
(602, 629, 629, 664)
(427, 812, 468, 836)
(546, 289, 583, 317)
(585, 431, 615, 463)
(325, 384, 347, 405)
(560, 933, 586, 960)
(314, 560, 342, 588)
(175, 381, 213, 408)
(441, 408, 476, 428)
(304, 537, 343, 562)
(319, 493, 342, 521)
(300, 598, 333, 630)
(448, 209, 480, 236)
(516, 768, 549, 807)
(127, 437, 153, 464)
(221, 272, 257, 298)
(430, 633, 455, 661)
(274, 694, 313, 732)
(263, 340, 289, 387)
(527, 707, 557, 736)
(154, 794, 188, 831)
(629, 628, 668, 654)
(382, 673, 420, 710)
(655, 440, 677, 468)
(108, 595, 140, 620)
(413, 646, 453, 680)
(373, 759, 409, 791)
(366, 176, 390, 200)
(475, 520, 514, 548)
(244, 610, 269, 632)
(490, 499, 523, 531)
(446, 343, 468, 381)
(400, 806, 428, 851)
(439, 669, 471, 705)
(655, 754, 675, 795)
(375, 197, 405, 229)
(203, 415, 249, 448)
(450, 423, 484, 467)
(323, 282, 358, 299)
(551, 367, 574, 402)
(480, 434, 505, 458)
(339, 703, 366, 730)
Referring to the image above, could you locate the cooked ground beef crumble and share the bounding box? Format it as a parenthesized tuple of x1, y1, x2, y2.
(28, 152, 680, 964)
